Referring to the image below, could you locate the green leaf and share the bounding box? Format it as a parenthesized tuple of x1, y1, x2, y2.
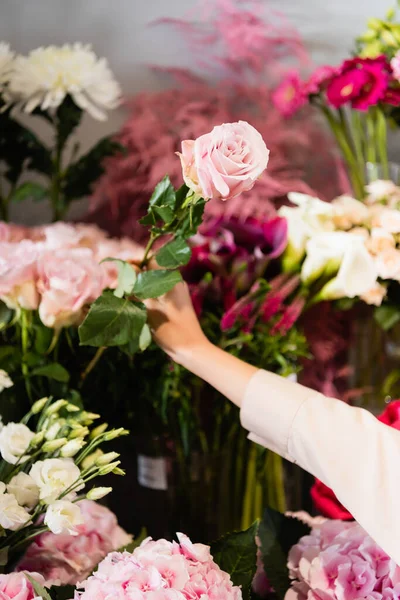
(174, 184, 190, 209)
(139, 324, 152, 351)
(0, 301, 13, 329)
(56, 95, 82, 148)
(26, 574, 53, 600)
(133, 270, 182, 300)
(375, 304, 400, 331)
(177, 199, 206, 238)
(79, 291, 147, 347)
(102, 259, 137, 298)
(156, 237, 191, 268)
(258, 507, 310, 600)
(120, 527, 148, 553)
(211, 521, 258, 600)
(63, 137, 124, 201)
(31, 363, 70, 383)
(10, 181, 48, 203)
(141, 176, 177, 225)
(0, 546, 8, 566)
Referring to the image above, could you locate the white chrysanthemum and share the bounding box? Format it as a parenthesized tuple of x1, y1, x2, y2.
(0, 42, 14, 89)
(0, 369, 13, 393)
(8, 43, 121, 120)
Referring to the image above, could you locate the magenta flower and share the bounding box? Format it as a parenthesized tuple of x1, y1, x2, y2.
(304, 65, 339, 95)
(272, 71, 307, 117)
(326, 57, 390, 111)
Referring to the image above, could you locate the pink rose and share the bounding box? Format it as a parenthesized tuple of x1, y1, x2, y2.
(18, 500, 131, 586)
(0, 241, 40, 309)
(177, 121, 269, 200)
(0, 572, 46, 600)
(37, 247, 105, 328)
(0, 223, 30, 243)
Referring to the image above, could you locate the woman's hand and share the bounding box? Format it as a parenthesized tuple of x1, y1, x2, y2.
(144, 281, 209, 365)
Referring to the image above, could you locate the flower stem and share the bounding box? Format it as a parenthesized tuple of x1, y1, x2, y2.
(80, 346, 106, 386)
(20, 310, 32, 401)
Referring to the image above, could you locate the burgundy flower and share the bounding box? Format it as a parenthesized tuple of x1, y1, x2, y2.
(382, 86, 400, 106)
(326, 56, 390, 111)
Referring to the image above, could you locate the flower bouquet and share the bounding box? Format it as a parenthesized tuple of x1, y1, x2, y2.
(273, 4, 400, 200)
(0, 42, 122, 222)
(0, 393, 128, 572)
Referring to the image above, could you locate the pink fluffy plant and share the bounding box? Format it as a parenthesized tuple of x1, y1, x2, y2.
(74, 533, 242, 600)
(18, 500, 131, 586)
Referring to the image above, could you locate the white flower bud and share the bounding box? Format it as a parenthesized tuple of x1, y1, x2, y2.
(103, 428, 129, 441)
(0, 370, 13, 393)
(42, 438, 68, 453)
(86, 486, 112, 501)
(30, 431, 45, 448)
(60, 439, 86, 458)
(45, 399, 68, 416)
(95, 451, 120, 466)
(81, 449, 103, 470)
(45, 421, 62, 441)
(69, 426, 89, 439)
(31, 397, 49, 414)
(89, 423, 108, 439)
(65, 404, 80, 412)
(98, 461, 121, 476)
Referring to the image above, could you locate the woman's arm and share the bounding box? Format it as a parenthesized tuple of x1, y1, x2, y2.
(146, 282, 400, 565)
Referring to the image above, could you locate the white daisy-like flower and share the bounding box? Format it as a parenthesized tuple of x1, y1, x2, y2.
(8, 43, 122, 120)
(0, 42, 15, 90)
(0, 369, 13, 393)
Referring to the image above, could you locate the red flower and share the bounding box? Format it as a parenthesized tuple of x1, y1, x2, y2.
(383, 86, 400, 107)
(311, 400, 400, 519)
(326, 56, 390, 111)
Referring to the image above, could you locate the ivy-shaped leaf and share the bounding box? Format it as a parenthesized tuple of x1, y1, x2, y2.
(211, 521, 259, 600)
(31, 363, 70, 383)
(78, 291, 147, 347)
(156, 237, 191, 268)
(133, 270, 182, 300)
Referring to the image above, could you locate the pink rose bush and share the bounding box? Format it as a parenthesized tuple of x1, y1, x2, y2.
(0, 221, 143, 328)
(286, 519, 400, 600)
(18, 500, 131, 586)
(74, 533, 242, 600)
(0, 572, 46, 600)
(178, 121, 270, 201)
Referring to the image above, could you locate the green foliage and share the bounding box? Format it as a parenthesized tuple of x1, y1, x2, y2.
(30, 363, 70, 383)
(25, 575, 53, 600)
(375, 304, 400, 331)
(63, 137, 124, 202)
(258, 507, 310, 600)
(133, 270, 182, 300)
(140, 176, 177, 225)
(9, 182, 48, 204)
(156, 237, 191, 268)
(55, 95, 82, 149)
(0, 302, 13, 330)
(79, 291, 147, 347)
(102, 259, 137, 299)
(211, 521, 259, 600)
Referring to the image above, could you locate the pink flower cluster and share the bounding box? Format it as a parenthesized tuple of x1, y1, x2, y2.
(273, 55, 400, 117)
(287, 519, 400, 600)
(0, 221, 143, 328)
(17, 500, 131, 586)
(0, 572, 46, 600)
(74, 533, 242, 600)
(182, 215, 292, 333)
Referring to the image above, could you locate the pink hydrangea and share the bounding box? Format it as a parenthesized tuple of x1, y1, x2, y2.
(74, 533, 242, 600)
(18, 500, 131, 586)
(0, 572, 46, 600)
(286, 519, 400, 600)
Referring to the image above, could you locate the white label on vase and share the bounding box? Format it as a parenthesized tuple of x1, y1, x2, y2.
(137, 455, 168, 491)
(287, 373, 298, 383)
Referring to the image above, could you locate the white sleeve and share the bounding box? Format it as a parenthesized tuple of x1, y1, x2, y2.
(240, 369, 400, 565)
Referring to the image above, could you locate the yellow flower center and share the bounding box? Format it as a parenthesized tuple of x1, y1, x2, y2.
(340, 83, 354, 97)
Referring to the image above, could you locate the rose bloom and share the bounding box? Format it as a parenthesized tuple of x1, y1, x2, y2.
(0, 572, 46, 600)
(0, 241, 40, 309)
(326, 56, 390, 110)
(19, 500, 132, 586)
(37, 247, 105, 328)
(75, 532, 241, 600)
(177, 120, 269, 201)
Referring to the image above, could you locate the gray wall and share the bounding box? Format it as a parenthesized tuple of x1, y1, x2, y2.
(0, 0, 393, 222)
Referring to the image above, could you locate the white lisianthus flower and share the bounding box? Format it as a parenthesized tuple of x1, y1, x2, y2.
(44, 500, 83, 535)
(29, 457, 83, 504)
(365, 179, 400, 205)
(7, 472, 39, 509)
(0, 491, 31, 530)
(0, 422, 34, 464)
(360, 282, 387, 306)
(301, 232, 352, 285)
(318, 241, 378, 300)
(331, 195, 369, 229)
(0, 369, 13, 393)
(278, 193, 335, 271)
(8, 43, 121, 120)
(0, 42, 14, 89)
